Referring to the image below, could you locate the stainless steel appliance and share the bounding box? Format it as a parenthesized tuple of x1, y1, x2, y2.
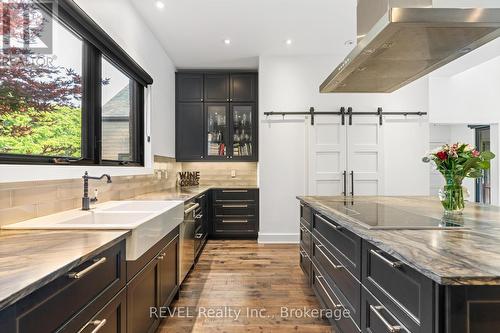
(194, 194, 208, 258)
(321, 0, 500, 93)
(179, 201, 200, 283)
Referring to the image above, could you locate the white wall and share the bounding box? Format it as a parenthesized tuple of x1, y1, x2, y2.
(429, 55, 500, 124)
(428, 42, 500, 204)
(0, 0, 176, 183)
(429, 124, 476, 199)
(258, 55, 430, 243)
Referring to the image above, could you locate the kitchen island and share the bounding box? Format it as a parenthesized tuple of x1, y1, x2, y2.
(298, 196, 500, 333)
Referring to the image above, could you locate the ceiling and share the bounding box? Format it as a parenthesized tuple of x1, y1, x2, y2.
(129, 0, 357, 69)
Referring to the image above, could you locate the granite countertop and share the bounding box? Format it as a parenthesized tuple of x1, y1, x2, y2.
(134, 185, 258, 202)
(0, 229, 129, 311)
(298, 196, 500, 286)
(0, 185, 258, 311)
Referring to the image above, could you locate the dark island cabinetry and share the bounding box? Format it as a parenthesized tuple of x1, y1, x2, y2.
(176, 72, 258, 162)
(299, 201, 500, 333)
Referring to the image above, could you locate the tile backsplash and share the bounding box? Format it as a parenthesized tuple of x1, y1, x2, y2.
(0, 158, 257, 226)
(0, 156, 181, 226)
(181, 162, 257, 187)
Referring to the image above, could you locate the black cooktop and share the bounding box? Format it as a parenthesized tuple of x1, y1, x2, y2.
(327, 201, 467, 230)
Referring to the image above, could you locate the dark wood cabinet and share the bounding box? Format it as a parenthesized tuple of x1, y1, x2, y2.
(159, 236, 179, 308)
(195, 193, 209, 259)
(312, 213, 362, 279)
(361, 288, 410, 333)
(211, 189, 259, 238)
(204, 73, 230, 102)
(127, 255, 160, 333)
(0, 241, 126, 333)
(205, 102, 230, 160)
(0, 230, 181, 333)
(176, 71, 258, 162)
(362, 241, 434, 333)
(126, 228, 179, 333)
(176, 73, 204, 102)
(176, 103, 205, 161)
(230, 73, 257, 102)
(73, 289, 127, 333)
(300, 201, 500, 333)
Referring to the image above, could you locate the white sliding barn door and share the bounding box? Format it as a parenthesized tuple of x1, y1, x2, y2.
(347, 117, 384, 195)
(308, 116, 347, 195)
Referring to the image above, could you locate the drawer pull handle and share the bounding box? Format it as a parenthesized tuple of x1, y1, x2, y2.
(222, 219, 248, 223)
(222, 190, 248, 193)
(370, 249, 403, 268)
(316, 245, 343, 270)
(370, 305, 401, 332)
(195, 233, 204, 239)
(222, 204, 248, 208)
(315, 275, 342, 308)
(195, 213, 204, 219)
(184, 203, 200, 214)
(68, 257, 107, 279)
(300, 250, 309, 259)
(78, 319, 107, 333)
(314, 214, 342, 230)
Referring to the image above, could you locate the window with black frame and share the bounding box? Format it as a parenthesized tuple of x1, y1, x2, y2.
(0, 0, 152, 166)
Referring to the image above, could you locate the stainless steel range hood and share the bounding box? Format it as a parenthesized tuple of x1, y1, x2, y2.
(320, 0, 500, 93)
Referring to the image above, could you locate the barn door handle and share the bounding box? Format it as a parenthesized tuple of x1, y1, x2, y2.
(350, 171, 354, 196)
(342, 171, 347, 196)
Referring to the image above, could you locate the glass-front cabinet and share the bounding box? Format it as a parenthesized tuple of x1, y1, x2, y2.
(206, 103, 229, 159)
(230, 104, 255, 160)
(176, 72, 258, 162)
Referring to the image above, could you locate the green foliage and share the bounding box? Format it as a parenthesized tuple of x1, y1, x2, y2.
(423, 143, 495, 185)
(0, 106, 81, 157)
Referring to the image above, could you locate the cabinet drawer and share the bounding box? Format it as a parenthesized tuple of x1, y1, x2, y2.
(213, 189, 258, 202)
(14, 241, 125, 333)
(214, 203, 257, 217)
(300, 222, 312, 256)
(312, 234, 361, 326)
(312, 213, 361, 279)
(312, 263, 360, 333)
(214, 218, 258, 232)
(362, 242, 434, 333)
(300, 247, 311, 284)
(300, 203, 312, 230)
(361, 288, 411, 333)
(59, 288, 127, 333)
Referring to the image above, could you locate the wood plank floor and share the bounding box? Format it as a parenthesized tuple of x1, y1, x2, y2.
(156, 240, 333, 333)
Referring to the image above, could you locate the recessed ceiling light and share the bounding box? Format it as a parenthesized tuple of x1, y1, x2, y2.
(286, 39, 293, 45)
(224, 39, 231, 45)
(155, 1, 165, 9)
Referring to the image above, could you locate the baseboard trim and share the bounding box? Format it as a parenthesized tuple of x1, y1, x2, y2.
(258, 233, 300, 244)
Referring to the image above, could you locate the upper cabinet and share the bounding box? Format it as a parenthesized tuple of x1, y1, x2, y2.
(177, 73, 204, 102)
(176, 72, 258, 162)
(204, 74, 230, 102)
(230, 74, 257, 102)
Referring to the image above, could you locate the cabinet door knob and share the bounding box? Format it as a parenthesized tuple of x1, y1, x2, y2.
(201, 98, 204, 102)
(201, 156, 204, 159)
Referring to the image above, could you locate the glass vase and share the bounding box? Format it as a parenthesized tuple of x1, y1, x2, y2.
(438, 181, 467, 217)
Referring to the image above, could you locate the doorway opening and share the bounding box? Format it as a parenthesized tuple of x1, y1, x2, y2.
(474, 126, 491, 204)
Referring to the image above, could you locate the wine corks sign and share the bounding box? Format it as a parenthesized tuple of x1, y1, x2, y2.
(178, 171, 200, 187)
